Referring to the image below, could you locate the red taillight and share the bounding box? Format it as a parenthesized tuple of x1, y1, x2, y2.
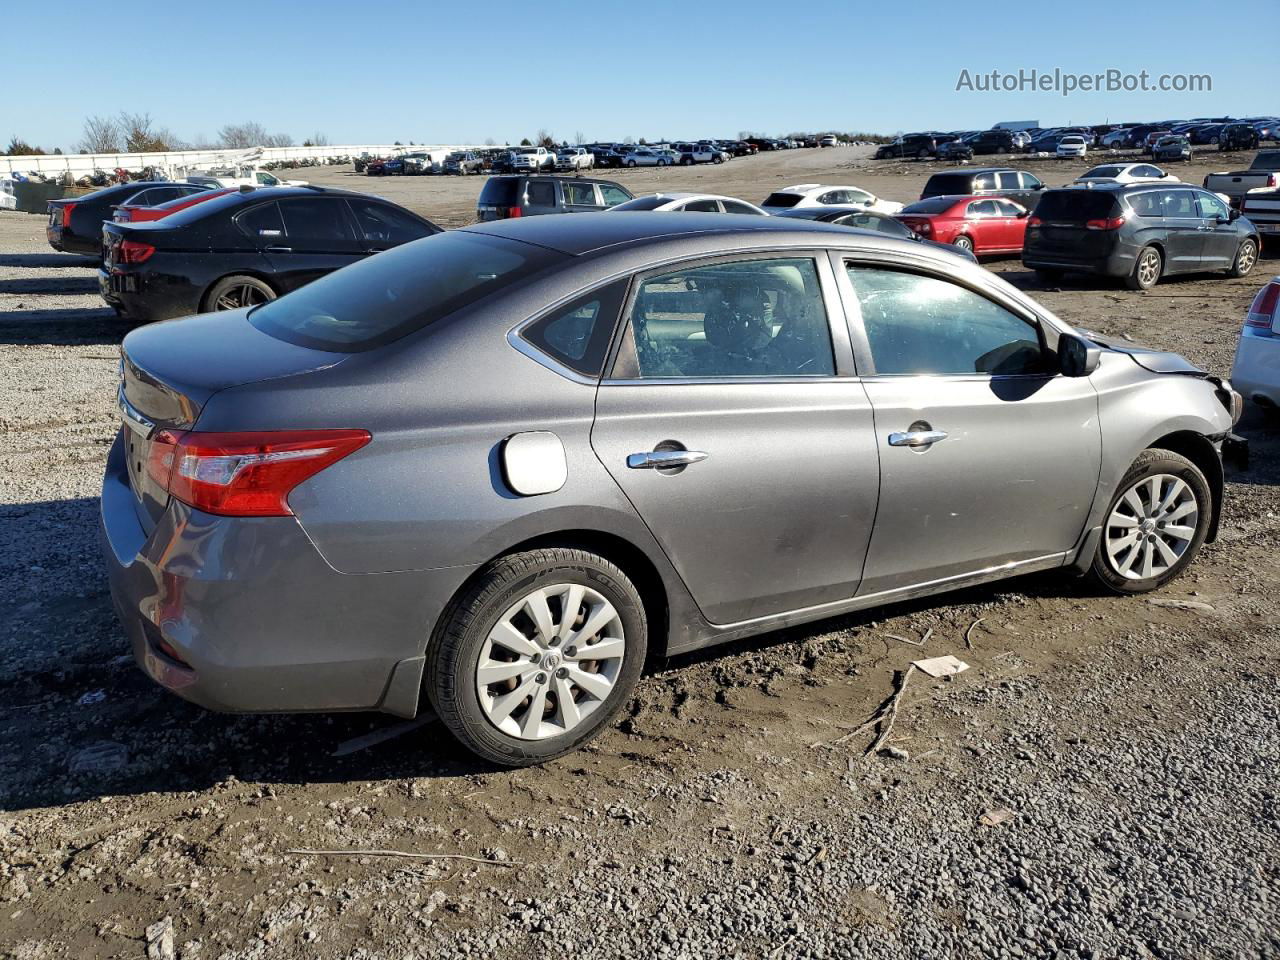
(900, 217, 931, 235)
(61, 202, 77, 228)
(149, 429, 371, 517)
(1269, 174, 1279, 188)
(506, 206, 523, 218)
(1245, 280, 1280, 330)
(1027, 215, 1042, 228)
(1084, 216, 1126, 231)
(118, 239, 155, 263)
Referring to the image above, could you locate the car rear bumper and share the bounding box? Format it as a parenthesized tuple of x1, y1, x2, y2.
(1231, 330, 1280, 409)
(99, 431, 475, 718)
(99, 268, 201, 322)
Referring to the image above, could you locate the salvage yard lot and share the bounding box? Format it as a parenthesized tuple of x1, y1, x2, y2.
(1, 147, 1278, 959)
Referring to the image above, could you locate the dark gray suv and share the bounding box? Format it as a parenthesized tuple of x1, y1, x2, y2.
(1023, 183, 1260, 289)
(921, 167, 1047, 210)
(476, 175, 634, 220)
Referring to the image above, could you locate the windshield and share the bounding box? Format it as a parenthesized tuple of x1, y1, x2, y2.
(248, 232, 563, 352)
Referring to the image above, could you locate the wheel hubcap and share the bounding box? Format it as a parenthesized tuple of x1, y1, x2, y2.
(1239, 244, 1256, 273)
(476, 584, 625, 740)
(214, 283, 269, 311)
(1105, 474, 1199, 580)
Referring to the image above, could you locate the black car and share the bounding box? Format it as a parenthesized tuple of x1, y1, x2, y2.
(475, 176, 633, 221)
(1152, 136, 1193, 164)
(969, 129, 1017, 155)
(769, 205, 978, 262)
(1220, 123, 1261, 152)
(920, 167, 1046, 210)
(1022, 183, 1260, 290)
(1190, 124, 1227, 146)
(936, 138, 974, 161)
(875, 133, 939, 160)
(99, 186, 440, 322)
(47, 182, 209, 256)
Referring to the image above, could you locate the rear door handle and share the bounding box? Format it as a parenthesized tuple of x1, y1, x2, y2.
(626, 449, 709, 469)
(264, 245, 293, 253)
(888, 429, 948, 447)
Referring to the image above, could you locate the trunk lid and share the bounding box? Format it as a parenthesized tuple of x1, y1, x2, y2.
(118, 309, 350, 530)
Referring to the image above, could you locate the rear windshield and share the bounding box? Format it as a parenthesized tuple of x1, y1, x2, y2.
(921, 174, 973, 197)
(901, 197, 960, 214)
(248, 232, 563, 352)
(1080, 165, 1123, 178)
(762, 193, 802, 208)
(478, 178, 520, 206)
(1034, 190, 1120, 221)
(610, 196, 672, 211)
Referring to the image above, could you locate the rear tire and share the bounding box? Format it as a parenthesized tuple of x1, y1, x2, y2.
(426, 548, 648, 767)
(952, 235, 974, 253)
(1230, 238, 1258, 278)
(1126, 246, 1162, 290)
(203, 275, 276, 312)
(1087, 449, 1212, 595)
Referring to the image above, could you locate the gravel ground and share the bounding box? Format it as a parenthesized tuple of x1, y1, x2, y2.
(0, 147, 1278, 959)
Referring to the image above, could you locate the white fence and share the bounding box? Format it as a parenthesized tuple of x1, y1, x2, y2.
(0, 144, 488, 178)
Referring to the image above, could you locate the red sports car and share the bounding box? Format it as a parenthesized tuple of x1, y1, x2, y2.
(113, 186, 235, 223)
(894, 195, 1030, 256)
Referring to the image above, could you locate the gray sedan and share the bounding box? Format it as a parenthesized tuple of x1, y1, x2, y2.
(101, 213, 1243, 765)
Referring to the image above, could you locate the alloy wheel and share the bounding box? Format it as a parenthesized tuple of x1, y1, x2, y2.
(475, 584, 626, 740)
(214, 283, 271, 311)
(1104, 474, 1199, 580)
(1137, 249, 1161, 288)
(1236, 241, 1257, 276)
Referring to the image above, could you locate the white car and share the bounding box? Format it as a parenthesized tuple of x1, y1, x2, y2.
(621, 148, 672, 168)
(1056, 136, 1089, 158)
(819, 135, 838, 148)
(760, 183, 903, 215)
(555, 148, 595, 172)
(1072, 163, 1180, 185)
(185, 167, 306, 189)
(511, 147, 554, 172)
(0, 178, 15, 211)
(1230, 275, 1280, 410)
(606, 192, 767, 215)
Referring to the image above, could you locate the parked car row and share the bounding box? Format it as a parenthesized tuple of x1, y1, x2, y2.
(878, 115, 1280, 162)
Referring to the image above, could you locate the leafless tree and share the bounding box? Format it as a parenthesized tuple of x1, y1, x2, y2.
(264, 132, 294, 148)
(218, 121, 270, 149)
(306, 131, 331, 147)
(78, 115, 122, 154)
(574, 130, 585, 145)
(484, 137, 496, 146)
(536, 128, 554, 148)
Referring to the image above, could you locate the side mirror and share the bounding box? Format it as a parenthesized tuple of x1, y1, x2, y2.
(1058, 333, 1101, 377)
(1016, 210, 1029, 218)
(1228, 208, 1241, 222)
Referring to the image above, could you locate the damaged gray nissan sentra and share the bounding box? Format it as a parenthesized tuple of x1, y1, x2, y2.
(101, 212, 1245, 765)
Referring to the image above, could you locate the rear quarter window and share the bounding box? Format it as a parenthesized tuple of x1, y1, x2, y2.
(520, 281, 629, 376)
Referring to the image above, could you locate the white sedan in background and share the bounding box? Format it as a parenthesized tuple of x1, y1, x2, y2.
(1056, 135, 1089, 158)
(607, 193, 767, 215)
(1071, 162, 1180, 185)
(760, 182, 903, 215)
(1231, 275, 1280, 411)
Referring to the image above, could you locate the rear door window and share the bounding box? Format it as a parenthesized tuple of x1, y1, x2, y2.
(563, 181, 599, 206)
(1161, 190, 1198, 219)
(1128, 191, 1165, 218)
(278, 197, 357, 241)
(967, 200, 1000, 217)
(996, 172, 1021, 189)
(236, 201, 285, 239)
(846, 266, 1046, 377)
(683, 199, 720, 212)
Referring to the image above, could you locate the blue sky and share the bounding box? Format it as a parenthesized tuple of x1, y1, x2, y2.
(8, 0, 1273, 151)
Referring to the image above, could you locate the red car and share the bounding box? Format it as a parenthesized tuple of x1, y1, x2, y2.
(112, 186, 233, 223)
(894, 195, 1030, 256)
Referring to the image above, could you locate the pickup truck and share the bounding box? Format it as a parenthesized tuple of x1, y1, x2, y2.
(511, 147, 554, 172)
(1241, 188, 1280, 245)
(554, 148, 595, 172)
(185, 166, 307, 189)
(1203, 150, 1280, 207)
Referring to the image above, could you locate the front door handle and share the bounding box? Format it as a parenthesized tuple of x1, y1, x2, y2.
(888, 429, 948, 448)
(626, 449, 709, 469)
(264, 245, 293, 253)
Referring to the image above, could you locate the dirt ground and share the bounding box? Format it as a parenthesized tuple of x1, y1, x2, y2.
(1, 147, 1278, 960)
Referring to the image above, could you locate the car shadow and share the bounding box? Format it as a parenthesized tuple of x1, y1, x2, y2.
(0, 276, 100, 295)
(0, 306, 133, 346)
(0, 252, 98, 268)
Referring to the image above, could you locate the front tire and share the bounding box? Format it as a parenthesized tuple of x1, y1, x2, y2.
(1088, 450, 1212, 594)
(427, 548, 648, 766)
(1230, 238, 1258, 278)
(1127, 245, 1162, 290)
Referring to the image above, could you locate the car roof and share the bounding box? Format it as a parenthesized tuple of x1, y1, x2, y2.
(771, 205, 890, 219)
(460, 211, 879, 256)
(931, 167, 1019, 176)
